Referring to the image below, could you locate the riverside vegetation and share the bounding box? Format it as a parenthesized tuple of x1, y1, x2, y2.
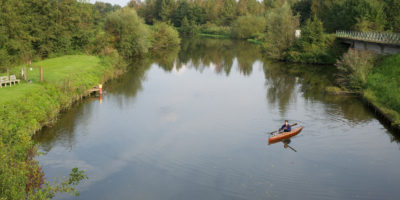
(131, 0, 400, 128)
(0, 1, 180, 199)
(1, 0, 400, 199)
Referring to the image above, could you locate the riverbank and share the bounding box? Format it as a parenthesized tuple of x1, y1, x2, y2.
(0, 55, 125, 199)
(364, 53, 400, 130)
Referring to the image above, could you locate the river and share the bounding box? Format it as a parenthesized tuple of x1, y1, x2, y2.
(34, 38, 400, 200)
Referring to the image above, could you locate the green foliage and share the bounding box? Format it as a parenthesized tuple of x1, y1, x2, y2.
(262, 2, 300, 59)
(199, 23, 231, 36)
(180, 17, 198, 36)
(367, 53, 400, 114)
(0, 0, 121, 72)
(221, 0, 238, 25)
(155, 0, 175, 22)
(237, 0, 261, 16)
(105, 8, 151, 58)
(335, 49, 377, 90)
(231, 16, 266, 39)
(172, 1, 206, 27)
(384, 0, 400, 32)
(27, 168, 88, 200)
(151, 22, 181, 50)
(286, 17, 344, 64)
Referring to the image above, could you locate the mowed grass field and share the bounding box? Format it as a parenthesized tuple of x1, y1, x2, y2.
(0, 55, 114, 104)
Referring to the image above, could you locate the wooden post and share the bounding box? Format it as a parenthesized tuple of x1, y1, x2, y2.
(40, 66, 43, 82)
(24, 67, 27, 81)
(99, 84, 103, 95)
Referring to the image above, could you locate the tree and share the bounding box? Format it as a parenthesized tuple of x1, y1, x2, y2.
(221, 0, 238, 25)
(237, 0, 260, 16)
(180, 16, 197, 36)
(155, 0, 175, 22)
(337, 0, 386, 31)
(384, 0, 400, 32)
(105, 8, 151, 58)
(262, 2, 299, 59)
(231, 16, 266, 39)
(151, 22, 181, 49)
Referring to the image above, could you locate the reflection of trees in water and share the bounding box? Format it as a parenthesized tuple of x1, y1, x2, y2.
(34, 60, 153, 152)
(35, 38, 400, 150)
(263, 61, 297, 115)
(177, 37, 260, 76)
(152, 47, 180, 72)
(106, 59, 153, 109)
(33, 101, 93, 153)
(235, 41, 261, 76)
(262, 60, 376, 123)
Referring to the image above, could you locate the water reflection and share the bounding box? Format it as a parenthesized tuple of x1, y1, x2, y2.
(34, 37, 400, 200)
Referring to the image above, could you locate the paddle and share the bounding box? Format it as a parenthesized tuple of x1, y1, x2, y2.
(284, 143, 297, 152)
(267, 123, 298, 135)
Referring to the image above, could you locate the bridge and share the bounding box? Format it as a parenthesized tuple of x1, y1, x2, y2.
(336, 30, 400, 54)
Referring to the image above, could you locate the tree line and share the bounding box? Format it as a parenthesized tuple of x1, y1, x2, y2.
(0, 0, 181, 72)
(129, 0, 399, 63)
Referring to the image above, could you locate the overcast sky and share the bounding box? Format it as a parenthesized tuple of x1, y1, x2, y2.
(89, 0, 130, 6)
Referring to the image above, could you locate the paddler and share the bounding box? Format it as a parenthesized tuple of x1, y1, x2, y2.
(279, 120, 291, 133)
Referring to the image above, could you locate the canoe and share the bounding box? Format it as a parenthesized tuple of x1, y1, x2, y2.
(268, 126, 303, 144)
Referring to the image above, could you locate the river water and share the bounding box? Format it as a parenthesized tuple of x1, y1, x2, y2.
(34, 38, 400, 200)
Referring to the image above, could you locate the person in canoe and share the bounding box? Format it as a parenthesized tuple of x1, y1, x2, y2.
(279, 120, 291, 133)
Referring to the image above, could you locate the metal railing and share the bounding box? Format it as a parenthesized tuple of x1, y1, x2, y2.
(336, 30, 400, 45)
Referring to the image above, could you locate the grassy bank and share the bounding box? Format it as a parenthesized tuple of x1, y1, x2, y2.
(0, 55, 124, 199)
(364, 53, 400, 129)
(198, 33, 230, 39)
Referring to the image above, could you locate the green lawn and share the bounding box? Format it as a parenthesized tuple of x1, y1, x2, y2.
(0, 83, 43, 105)
(1, 55, 114, 105)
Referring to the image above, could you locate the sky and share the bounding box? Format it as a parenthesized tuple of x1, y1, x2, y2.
(89, 0, 130, 6)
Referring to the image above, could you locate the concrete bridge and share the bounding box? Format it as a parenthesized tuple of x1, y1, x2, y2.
(336, 30, 400, 54)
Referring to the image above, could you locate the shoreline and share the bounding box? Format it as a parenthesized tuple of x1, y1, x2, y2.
(0, 54, 127, 198)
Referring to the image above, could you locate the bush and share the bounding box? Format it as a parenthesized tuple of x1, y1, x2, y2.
(335, 49, 377, 91)
(151, 22, 181, 50)
(105, 8, 151, 58)
(231, 16, 266, 39)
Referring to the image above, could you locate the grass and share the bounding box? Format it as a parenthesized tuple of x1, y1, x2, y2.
(0, 54, 123, 200)
(247, 39, 263, 45)
(198, 33, 231, 39)
(365, 53, 400, 128)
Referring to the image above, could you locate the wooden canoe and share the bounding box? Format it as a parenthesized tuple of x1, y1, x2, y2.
(268, 126, 303, 144)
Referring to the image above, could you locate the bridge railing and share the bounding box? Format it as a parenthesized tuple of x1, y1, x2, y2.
(336, 30, 400, 45)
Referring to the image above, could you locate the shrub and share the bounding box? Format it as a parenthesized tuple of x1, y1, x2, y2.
(151, 22, 181, 50)
(335, 49, 377, 91)
(231, 16, 266, 39)
(105, 8, 151, 58)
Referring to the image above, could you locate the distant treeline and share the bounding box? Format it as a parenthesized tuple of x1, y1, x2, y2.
(129, 0, 399, 64)
(0, 0, 181, 72)
(131, 0, 400, 32)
